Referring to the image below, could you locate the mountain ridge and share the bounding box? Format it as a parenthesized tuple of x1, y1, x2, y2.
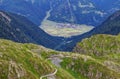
(0, 10, 66, 50)
(0, 0, 120, 26)
(56, 10, 120, 51)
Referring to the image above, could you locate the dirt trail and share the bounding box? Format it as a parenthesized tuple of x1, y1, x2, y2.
(40, 68, 57, 79)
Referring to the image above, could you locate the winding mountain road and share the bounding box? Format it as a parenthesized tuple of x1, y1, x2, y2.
(40, 68, 57, 79)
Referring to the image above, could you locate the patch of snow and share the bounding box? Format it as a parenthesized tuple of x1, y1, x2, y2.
(93, 16, 99, 23)
(94, 11, 106, 17)
(0, 12, 11, 22)
(108, 8, 120, 13)
(78, 1, 95, 8)
(81, 10, 106, 17)
(73, 5, 77, 11)
(66, 40, 73, 43)
(82, 10, 91, 14)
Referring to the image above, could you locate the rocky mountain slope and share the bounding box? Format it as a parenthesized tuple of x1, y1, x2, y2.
(0, 0, 120, 37)
(0, 11, 65, 50)
(0, 9, 120, 52)
(48, 0, 120, 26)
(0, 0, 50, 26)
(0, 36, 120, 79)
(0, 0, 120, 26)
(0, 2, 120, 52)
(85, 10, 120, 35)
(58, 10, 120, 51)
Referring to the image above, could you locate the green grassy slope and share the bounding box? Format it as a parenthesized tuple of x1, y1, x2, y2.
(0, 39, 75, 79)
(73, 34, 120, 64)
(61, 53, 120, 79)
(73, 34, 120, 79)
(0, 35, 120, 79)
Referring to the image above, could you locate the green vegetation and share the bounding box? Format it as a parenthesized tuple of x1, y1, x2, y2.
(0, 39, 74, 79)
(41, 20, 93, 37)
(61, 53, 120, 79)
(74, 34, 119, 54)
(74, 34, 120, 60)
(0, 34, 120, 79)
(73, 34, 120, 79)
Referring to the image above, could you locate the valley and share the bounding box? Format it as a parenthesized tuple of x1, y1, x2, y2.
(0, 1, 120, 79)
(40, 20, 94, 37)
(40, 1, 94, 37)
(0, 0, 120, 37)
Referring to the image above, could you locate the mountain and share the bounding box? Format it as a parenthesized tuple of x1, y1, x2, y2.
(0, 0, 120, 26)
(0, 39, 75, 79)
(48, 0, 120, 26)
(0, 11, 65, 50)
(0, 0, 50, 26)
(0, 0, 120, 37)
(0, 1, 120, 51)
(0, 38, 120, 79)
(0, 11, 120, 51)
(76, 10, 120, 39)
(73, 34, 120, 56)
(56, 10, 120, 51)
(73, 34, 120, 78)
(83, 10, 120, 35)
